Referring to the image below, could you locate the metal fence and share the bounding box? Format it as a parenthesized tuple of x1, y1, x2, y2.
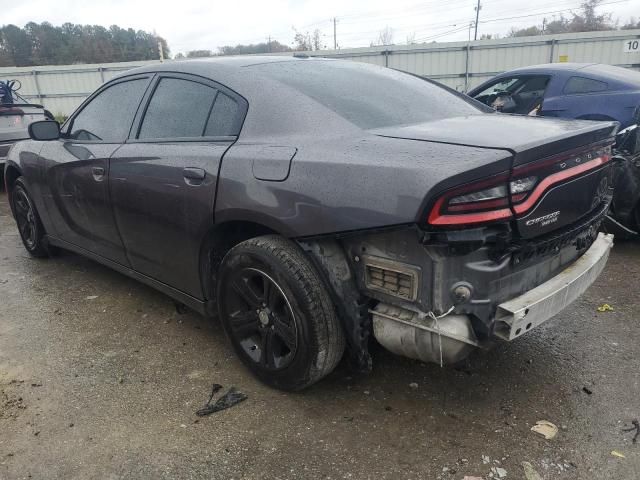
(0, 60, 161, 116)
(1, 29, 639, 116)
(304, 29, 640, 92)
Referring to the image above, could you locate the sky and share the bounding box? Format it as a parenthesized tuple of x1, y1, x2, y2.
(3, 0, 640, 55)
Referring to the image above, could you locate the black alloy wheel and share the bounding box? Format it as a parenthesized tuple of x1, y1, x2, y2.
(217, 235, 345, 391)
(225, 267, 298, 371)
(13, 186, 38, 250)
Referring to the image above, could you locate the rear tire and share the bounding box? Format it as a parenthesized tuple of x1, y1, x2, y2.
(217, 235, 345, 391)
(11, 179, 50, 257)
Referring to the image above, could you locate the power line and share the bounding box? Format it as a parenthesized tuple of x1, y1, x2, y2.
(200, 0, 630, 52)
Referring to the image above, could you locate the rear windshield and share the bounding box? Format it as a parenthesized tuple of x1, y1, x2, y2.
(252, 60, 482, 129)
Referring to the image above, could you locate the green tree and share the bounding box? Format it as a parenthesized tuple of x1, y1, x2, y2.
(0, 22, 170, 67)
(186, 50, 213, 58)
(505, 1, 616, 37)
(218, 40, 292, 55)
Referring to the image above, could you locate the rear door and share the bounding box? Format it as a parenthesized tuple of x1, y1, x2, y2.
(109, 73, 246, 298)
(541, 75, 612, 121)
(40, 75, 152, 264)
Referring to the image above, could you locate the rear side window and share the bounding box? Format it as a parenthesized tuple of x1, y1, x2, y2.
(139, 78, 216, 139)
(69, 78, 147, 142)
(205, 92, 240, 136)
(564, 76, 608, 94)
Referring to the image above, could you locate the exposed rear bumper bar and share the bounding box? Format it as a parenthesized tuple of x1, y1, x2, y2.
(495, 232, 614, 341)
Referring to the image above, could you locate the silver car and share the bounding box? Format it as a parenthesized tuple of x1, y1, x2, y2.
(1, 80, 51, 187)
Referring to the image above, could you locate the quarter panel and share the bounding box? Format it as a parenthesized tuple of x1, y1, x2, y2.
(215, 135, 513, 237)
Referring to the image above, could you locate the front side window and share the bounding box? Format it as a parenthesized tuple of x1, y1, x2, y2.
(139, 78, 217, 139)
(474, 77, 521, 98)
(563, 76, 608, 95)
(472, 75, 549, 114)
(68, 78, 148, 142)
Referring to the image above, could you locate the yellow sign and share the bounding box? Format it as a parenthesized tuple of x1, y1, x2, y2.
(559, 55, 569, 62)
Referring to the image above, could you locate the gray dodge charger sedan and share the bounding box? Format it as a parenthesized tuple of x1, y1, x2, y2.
(4, 57, 616, 390)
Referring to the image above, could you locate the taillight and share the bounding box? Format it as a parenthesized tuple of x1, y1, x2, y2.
(428, 173, 513, 226)
(427, 143, 613, 227)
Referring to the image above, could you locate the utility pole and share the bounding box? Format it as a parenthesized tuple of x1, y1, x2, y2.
(267, 35, 272, 52)
(333, 17, 337, 49)
(473, 0, 481, 41)
(157, 39, 164, 62)
(541, 18, 547, 34)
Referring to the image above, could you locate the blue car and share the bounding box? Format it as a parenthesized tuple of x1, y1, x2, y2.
(468, 63, 640, 128)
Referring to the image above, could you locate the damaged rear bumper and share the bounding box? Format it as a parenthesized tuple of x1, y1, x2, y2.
(368, 232, 613, 364)
(493, 232, 613, 341)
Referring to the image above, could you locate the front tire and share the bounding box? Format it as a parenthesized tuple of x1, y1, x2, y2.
(217, 235, 345, 391)
(11, 179, 49, 257)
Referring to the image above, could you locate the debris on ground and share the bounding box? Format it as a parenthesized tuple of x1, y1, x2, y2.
(490, 466, 507, 478)
(582, 386, 593, 395)
(610, 450, 626, 458)
(462, 477, 483, 480)
(522, 462, 543, 480)
(195, 384, 247, 417)
(622, 419, 640, 444)
(482, 455, 491, 464)
(409, 382, 418, 389)
(596, 303, 614, 312)
(85, 295, 98, 300)
(531, 420, 558, 439)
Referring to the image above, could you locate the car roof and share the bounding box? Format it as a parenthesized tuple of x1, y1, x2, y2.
(124, 55, 315, 75)
(494, 62, 640, 87)
(505, 63, 598, 74)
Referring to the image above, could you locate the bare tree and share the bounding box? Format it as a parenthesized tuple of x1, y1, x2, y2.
(293, 28, 323, 51)
(406, 32, 416, 45)
(311, 29, 323, 51)
(374, 26, 394, 46)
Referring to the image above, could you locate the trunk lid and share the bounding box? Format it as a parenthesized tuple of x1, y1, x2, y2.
(372, 114, 618, 238)
(0, 105, 47, 144)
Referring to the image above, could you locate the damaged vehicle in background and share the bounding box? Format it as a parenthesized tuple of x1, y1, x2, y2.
(4, 58, 617, 390)
(0, 80, 53, 188)
(468, 62, 640, 235)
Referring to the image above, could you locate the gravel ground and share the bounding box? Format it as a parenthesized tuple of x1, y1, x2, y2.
(1, 190, 639, 480)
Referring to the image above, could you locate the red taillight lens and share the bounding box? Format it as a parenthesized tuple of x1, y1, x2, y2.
(427, 143, 613, 227)
(509, 145, 612, 215)
(428, 173, 513, 226)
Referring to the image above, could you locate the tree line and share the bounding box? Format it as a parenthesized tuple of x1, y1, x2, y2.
(506, 0, 639, 37)
(0, 22, 170, 67)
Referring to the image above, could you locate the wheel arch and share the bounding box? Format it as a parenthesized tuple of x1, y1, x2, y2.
(4, 163, 23, 216)
(198, 219, 279, 305)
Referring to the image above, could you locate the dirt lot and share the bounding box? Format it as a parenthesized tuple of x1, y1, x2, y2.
(1, 190, 639, 480)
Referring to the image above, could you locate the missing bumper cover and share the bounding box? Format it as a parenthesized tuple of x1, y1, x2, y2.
(363, 255, 420, 301)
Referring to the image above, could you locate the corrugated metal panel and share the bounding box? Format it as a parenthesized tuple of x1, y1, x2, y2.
(0, 30, 638, 115)
(0, 60, 160, 115)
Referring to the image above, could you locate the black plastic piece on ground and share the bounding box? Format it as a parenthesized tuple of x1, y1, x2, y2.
(195, 384, 248, 417)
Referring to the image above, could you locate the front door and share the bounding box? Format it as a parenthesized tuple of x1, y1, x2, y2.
(40, 75, 152, 265)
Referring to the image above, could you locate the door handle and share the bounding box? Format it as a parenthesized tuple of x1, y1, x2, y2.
(183, 167, 206, 182)
(92, 166, 105, 181)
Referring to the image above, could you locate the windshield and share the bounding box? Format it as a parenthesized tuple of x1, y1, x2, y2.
(252, 60, 482, 129)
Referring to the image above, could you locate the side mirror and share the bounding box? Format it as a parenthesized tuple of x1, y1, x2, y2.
(28, 120, 60, 141)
